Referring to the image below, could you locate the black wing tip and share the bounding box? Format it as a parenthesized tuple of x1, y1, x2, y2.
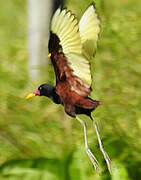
(89, 2, 96, 9)
(89, 1, 95, 8)
(60, 7, 78, 22)
(54, 6, 78, 23)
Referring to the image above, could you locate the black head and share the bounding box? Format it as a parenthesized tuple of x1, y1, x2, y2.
(26, 83, 61, 104)
(37, 84, 55, 97)
(38, 84, 61, 104)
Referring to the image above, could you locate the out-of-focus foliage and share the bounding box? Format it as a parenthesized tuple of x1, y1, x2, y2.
(0, 0, 141, 179)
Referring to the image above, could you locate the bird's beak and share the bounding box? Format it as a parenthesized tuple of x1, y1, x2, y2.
(26, 90, 40, 99)
(26, 93, 35, 99)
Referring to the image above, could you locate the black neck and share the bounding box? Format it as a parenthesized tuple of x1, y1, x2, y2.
(50, 88, 61, 104)
(39, 84, 61, 104)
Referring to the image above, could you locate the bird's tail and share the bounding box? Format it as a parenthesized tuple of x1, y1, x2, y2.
(76, 97, 101, 110)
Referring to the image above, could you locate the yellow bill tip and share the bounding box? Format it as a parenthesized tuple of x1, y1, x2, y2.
(26, 93, 36, 100)
(48, 53, 51, 58)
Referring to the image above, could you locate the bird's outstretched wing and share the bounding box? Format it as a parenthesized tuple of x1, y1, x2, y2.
(79, 3, 100, 60)
(50, 8, 82, 55)
(48, 5, 100, 97)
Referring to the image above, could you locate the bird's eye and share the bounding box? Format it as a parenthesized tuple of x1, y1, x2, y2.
(39, 87, 42, 90)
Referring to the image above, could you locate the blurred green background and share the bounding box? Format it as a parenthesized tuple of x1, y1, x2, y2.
(0, 0, 141, 179)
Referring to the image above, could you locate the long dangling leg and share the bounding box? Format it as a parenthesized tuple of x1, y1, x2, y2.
(92, 118, 112, 173)
(76, 116, 99, 171)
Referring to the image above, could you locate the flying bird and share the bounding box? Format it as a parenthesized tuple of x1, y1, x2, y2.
(26, 3, 111, 173)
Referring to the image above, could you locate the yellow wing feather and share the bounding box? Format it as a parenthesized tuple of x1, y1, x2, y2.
(50, 5, 100, 89)
(66, 54, 91, 88)
(79, 4, 100, 59)
(51, 8, 82, 55)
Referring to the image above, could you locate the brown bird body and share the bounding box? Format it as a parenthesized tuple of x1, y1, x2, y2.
(49, 32, 100, 117)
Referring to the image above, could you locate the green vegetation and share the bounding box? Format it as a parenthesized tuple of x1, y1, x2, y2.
(0, 0, 141, 179)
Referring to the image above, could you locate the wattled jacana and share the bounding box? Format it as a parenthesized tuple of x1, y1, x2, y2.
(26, 3, 111, 173)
